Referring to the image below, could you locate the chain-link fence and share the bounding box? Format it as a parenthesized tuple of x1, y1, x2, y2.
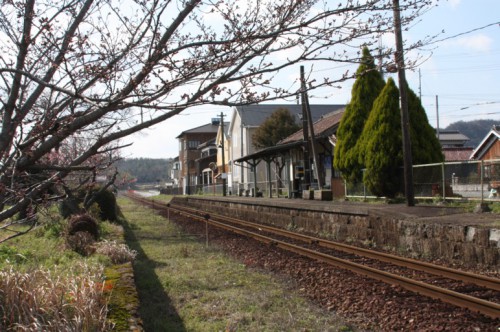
(163, 159, 500, 201)
(346, 159, 500, 201)
(166, 180, 293, 197)
(230, 180, 292, 198)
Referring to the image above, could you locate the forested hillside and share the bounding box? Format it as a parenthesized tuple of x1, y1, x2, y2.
(444, 119, 498, 147)
(116, 158, 172, 183)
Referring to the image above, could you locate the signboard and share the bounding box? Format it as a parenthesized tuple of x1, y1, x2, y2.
(295, 166, 304, 178)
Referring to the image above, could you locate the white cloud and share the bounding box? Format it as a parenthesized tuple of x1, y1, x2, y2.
(448, 0, 461, 9)
(455, 34, 493, 52)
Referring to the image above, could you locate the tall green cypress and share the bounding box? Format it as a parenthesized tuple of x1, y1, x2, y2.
(361, 77, 403, 198)
(333, 47, 385, 183)
(407, 86, 444, 164)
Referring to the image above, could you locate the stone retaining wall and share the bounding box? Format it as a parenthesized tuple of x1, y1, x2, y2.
(172, 197, 499, 269)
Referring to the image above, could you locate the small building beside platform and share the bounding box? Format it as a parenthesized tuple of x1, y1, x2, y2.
(234, 109, 345, 199)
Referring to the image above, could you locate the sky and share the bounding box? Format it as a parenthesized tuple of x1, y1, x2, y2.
(122, 0, 500, 159)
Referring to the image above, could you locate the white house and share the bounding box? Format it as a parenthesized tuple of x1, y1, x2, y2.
(226, 104, 345, 194)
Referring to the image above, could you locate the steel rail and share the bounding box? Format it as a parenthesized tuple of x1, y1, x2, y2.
(163, 200, 500, 292)
(170, 204, 500, 319)
(124, 193, 500, 318)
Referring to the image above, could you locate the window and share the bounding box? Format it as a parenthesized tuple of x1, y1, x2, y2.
(188, 140, 200, 149)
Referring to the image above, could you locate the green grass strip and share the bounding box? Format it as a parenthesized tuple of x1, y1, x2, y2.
(118, 196, 353, 331)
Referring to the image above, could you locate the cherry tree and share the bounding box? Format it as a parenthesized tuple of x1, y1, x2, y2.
(0, 0, 434, 240)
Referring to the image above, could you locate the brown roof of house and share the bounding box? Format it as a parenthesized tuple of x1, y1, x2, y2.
(442, 147, 474, 161)
(279, 109, 345, 144)
(234, 108, 345, 164)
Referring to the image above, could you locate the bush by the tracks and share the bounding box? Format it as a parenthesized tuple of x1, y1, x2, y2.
(59, 186, 121, 223)
(65, 214, 99, 256)
(59, 196, 82, 219)
(93, 188, 120, 222)
(67, 213, 100, 239)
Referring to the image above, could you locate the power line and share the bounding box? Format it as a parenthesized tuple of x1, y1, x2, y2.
(433, 101, 500, 115)
(427, 21, 500, 46)
(459, 101, 500, 110)
(430, 49, 500, 60)
(428, 111, 500, 121)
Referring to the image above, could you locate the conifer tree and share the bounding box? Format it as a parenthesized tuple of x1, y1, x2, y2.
(359, 80, 443, 198)
(334, 47, 385, 183)
(407, 87, 444, 164)
(252, 108, 300, 149)
(252, 107, 300, 190)
(361, 77, 403, 198)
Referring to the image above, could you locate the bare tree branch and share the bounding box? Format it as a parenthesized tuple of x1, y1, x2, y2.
(0, 0, 436, 238)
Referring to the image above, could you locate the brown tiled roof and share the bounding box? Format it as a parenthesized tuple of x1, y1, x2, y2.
(442, 147, 474, 161)
(279, 109, 345, 144)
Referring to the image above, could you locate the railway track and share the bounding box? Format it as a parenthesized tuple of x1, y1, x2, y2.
(124, 192, 500, 319)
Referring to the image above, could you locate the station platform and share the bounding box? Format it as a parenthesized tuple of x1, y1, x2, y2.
(185, 195, 499, 227)
(171, 195, 500, 268)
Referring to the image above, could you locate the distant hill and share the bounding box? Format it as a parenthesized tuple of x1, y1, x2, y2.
(116, 158, 172, 184)
(444, 119, 498, 148)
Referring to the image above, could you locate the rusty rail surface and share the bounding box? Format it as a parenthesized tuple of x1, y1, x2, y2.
(172, 201, 500, 290)
(124, 192, 500, 319)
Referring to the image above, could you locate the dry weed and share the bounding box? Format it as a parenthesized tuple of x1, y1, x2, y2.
(0, 263, 112, 331)
(95, 240, 137, 264)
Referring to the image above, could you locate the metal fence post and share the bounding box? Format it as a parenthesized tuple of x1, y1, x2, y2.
(204, 214, 210, 247)
(480, 160, 484, 203)
(441, 162, 446, 200)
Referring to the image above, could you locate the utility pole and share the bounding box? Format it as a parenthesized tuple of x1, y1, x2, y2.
(300, 66, 322, 189)
(220, 112, 227, 196)
(300, 67, 310, 190)
(393, 0, 414, 206)
(378, 40, 384, 76)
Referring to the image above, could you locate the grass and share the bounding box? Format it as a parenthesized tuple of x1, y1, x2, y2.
(1, 210, 92, 272)
(118, 196, 354, 331)
(0, 263, 111, 331)
(149, 194, 174, 203)
(442, 200, 500, 213)
(487, 201, 500, 213)
(347, 195, 500, 214)
(0, 223, 112, 331)
(0, 203, 139, 330)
